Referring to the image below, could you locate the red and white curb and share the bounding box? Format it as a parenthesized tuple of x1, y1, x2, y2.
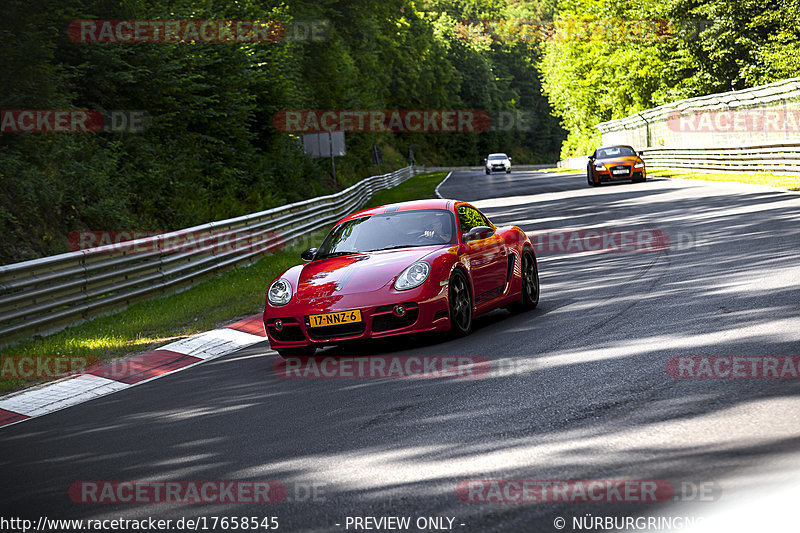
(0, 314, 267, 429)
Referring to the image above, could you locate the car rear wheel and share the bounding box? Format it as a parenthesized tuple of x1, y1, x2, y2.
(485, 169, 490, 175)
(448, 270, 473, 336)
(277, 346, 316, 358)
(512, 250, 539, 311)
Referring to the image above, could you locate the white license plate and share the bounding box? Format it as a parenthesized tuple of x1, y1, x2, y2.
(612, 170, 628, 175)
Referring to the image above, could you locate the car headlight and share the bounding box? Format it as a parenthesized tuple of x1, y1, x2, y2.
(394, 261, 430, 291)
(594, 163, 605, 170)
(267, 278, 293, 305)
(634, 162, 645, 169)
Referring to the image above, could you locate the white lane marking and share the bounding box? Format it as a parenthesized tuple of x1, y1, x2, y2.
(161, 328, 265, 360)
(0, 327, 266, 427)
(0, 374, 129, 417)
(434, 172, 453, 199)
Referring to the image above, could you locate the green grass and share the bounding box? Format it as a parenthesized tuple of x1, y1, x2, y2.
(648, 169, 800, 191)
(0, 171, 448, 394)
(363, 170, 448, 207)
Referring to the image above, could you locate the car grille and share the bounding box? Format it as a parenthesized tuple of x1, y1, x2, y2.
(266, 318, 305, 341)
(306, 322, 366, 340)
(610, 165, 630, 176)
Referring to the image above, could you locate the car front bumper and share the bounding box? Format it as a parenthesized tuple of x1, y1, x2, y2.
(263, 285, 452, 349)
(593, 165, 645, 182)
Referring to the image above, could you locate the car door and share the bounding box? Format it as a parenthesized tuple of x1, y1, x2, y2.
(457, 204, 507, 304)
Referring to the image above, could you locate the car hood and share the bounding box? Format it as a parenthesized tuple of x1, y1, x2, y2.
(296, 247, 439, 300)
(596, 156, 641, 166)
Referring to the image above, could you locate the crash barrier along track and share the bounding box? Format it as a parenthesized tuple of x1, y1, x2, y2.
(558, 78, 800, 173)
(596, 77, 800, 148)
(557, 142, 800, 175)
(0, 167, 415, 344)
(638, 143, 800, 174)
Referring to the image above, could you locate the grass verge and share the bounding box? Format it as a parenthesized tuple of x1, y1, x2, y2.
(647, 169, 800, 190)
(0, 171, 448, 394)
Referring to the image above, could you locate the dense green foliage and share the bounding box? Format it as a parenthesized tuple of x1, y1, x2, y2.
(539, 0, 800, 157)
(0, 0, 564, 264)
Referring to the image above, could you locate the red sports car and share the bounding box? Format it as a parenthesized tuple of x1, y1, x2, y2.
(263, 199, 539, 357)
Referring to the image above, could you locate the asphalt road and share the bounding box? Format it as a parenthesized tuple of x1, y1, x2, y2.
(2, 171, 800, 532)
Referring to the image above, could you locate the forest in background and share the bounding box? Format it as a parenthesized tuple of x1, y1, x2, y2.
(539, 0, 800, 157)
(6, 0, 797, 264)
(0, 0, 564, 264)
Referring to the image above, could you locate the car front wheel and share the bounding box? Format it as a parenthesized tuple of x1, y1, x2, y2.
(448, 269, 473, 336)
(587, 168, 597, 187)
(512, 250, 539, 311)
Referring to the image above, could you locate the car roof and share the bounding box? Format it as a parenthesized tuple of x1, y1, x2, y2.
(597, 145, 635, 151)
(338, 199, 456, 224)
(487, 153, 508, 157)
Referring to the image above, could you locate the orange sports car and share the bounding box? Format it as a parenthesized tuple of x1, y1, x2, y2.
(587, 145, 646, 186)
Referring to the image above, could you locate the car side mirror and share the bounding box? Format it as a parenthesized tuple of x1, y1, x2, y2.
(588, 155, 595, 161)
(508, 157, 512, 161)
(301, 248, 317, 261)
(463, 226, 495, 242)
(637, 151, 644, 156)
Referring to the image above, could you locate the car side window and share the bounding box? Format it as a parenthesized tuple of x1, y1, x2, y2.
(458, 205, 489, 234)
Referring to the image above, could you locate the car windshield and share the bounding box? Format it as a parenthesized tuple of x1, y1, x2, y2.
(315, 209, 457, 258)
(597, 146, 636, 158)
(488, 154, 507, 160)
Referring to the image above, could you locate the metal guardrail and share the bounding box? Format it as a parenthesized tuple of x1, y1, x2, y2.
(556, 142, 800, 174)
(640, 143, 800, 174)
(595, 77, 800, 149)
(0, 166, 415, 344)
(423, 164, 556, 172)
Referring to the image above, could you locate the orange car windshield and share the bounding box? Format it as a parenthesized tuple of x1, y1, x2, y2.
(597, 147, 635, 158)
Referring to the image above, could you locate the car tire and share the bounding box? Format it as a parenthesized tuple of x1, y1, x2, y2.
(448, 269, 473, 337)
(277, 346, 316, 358)
(512, 250, 539, 311)
(506, 169, 511, 174)
(587, 170, 597, 187)
(485, 169, 490, 175)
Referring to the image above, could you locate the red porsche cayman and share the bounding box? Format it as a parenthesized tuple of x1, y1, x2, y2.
(263, 199, 539, 357)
